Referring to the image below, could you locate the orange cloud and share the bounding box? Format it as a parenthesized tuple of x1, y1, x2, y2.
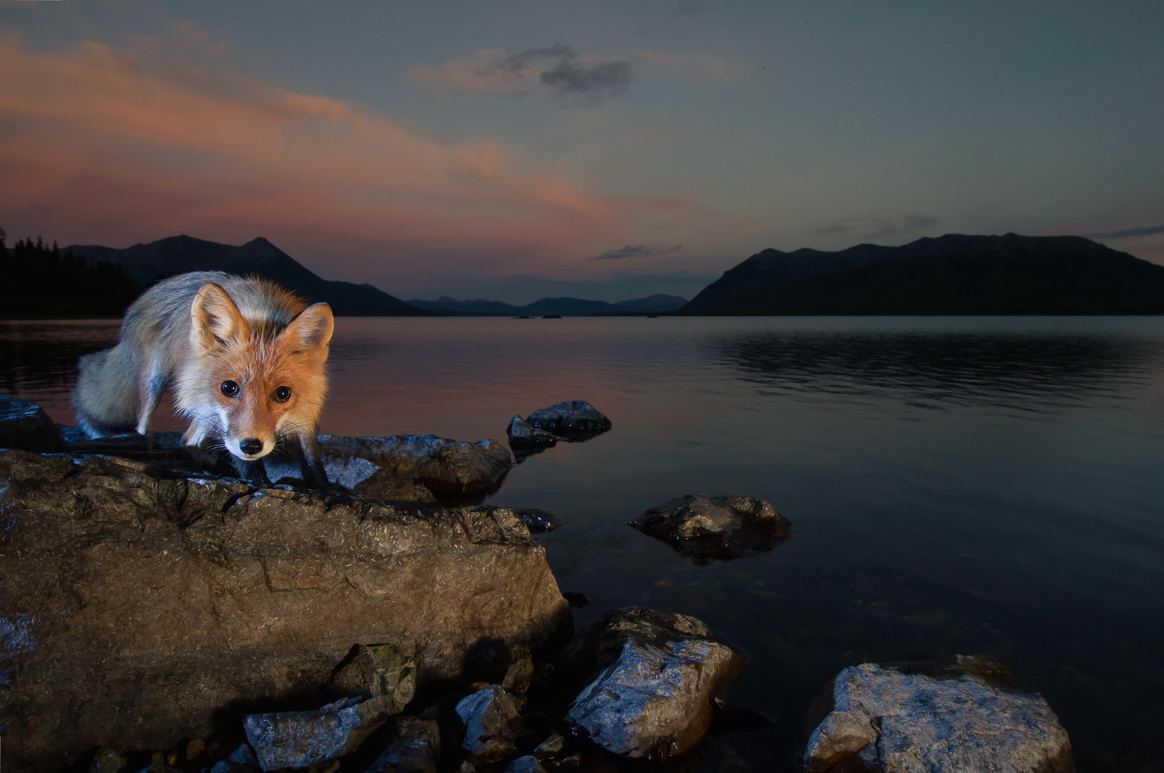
(0, 34, 695, 289)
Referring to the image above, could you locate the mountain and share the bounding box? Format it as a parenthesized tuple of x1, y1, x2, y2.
(679, 233, 1164, 315)
(67, 235, 428, 316)
(406, 294, 688, 316)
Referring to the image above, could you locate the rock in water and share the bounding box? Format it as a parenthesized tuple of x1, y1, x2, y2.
(804, 662, 1074, 773)
(564, 608, 744, 760)
(244, 697, 388, 770)
(0, 394, 69, 453)
(0, 449, 570, 773)
(320, 434, 512, 496)
(506, 415, 556, 447)
(456, 685, 525, 763)
(525, 401, 612, 440)
(629, 494, 790, 562)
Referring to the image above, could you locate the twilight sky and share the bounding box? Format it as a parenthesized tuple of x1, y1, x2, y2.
(2, 1, 1162, 303)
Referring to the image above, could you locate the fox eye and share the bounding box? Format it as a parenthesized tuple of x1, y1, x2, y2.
(220, 380, 240, 398)
(273, 386, 292, 403)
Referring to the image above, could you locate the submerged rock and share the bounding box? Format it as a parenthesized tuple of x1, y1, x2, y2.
(0, 449, 570, 773)
(804, 660, 1073, 773)
(525, 401, 612, 440)
(0, 394, 67, 453)
(563, 608, 745, 760)
(457, 685, 526, 763)
(244, 697, 388, 770)
(629, 494, 791, 562)
(320, 434, 512, 496)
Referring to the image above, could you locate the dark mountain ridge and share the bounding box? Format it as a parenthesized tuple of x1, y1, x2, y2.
(407, 293, 688, 316)
(67, 235, 427, 316)
(679, 233, 1164, 315)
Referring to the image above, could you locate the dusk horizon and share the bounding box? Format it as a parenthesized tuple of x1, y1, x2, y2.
(2, 2, 1162, 304)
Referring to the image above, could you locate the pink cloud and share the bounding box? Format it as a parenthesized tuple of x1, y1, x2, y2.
(0, 34, 698, 290)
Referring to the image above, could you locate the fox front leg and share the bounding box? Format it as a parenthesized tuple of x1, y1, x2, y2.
(231, 456, 272, 486)
(297, 432, 330, 490)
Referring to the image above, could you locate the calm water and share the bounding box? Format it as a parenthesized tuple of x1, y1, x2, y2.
(3, 316, 1164, 771)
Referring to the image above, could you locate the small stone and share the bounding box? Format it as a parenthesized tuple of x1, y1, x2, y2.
(226, 744, 259, 766)
(0, 395, 66, 453)
(532, 734, 567, 759)
(506, 416, 556, 447)
(361, 716, 440, 773)
(244, 697, 390, 770)
(501, 646, 534, 695)
(629, 494, 791, 562)
(329, 643, 417, 715)
(505, 755, 546, 773)
(186, 739, 206, 761)
(90, 748, 128, 773)
(525, 401, 611, 440)
(564, 608, 745, 760)
(456, 685, 524, 763)
(512, 508, 562, 533)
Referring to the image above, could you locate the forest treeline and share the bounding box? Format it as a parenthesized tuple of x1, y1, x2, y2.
(1, 230, 141, 318)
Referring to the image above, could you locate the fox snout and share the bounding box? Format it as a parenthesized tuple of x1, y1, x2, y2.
(227, 434, 276, 461)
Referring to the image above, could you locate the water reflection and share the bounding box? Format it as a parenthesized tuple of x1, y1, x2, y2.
(715, 330, 1162, 410)
(0, 321, 120, 396)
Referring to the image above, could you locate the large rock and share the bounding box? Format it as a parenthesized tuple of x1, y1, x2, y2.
(0, 449, 571, 773)
(563, 608, 745, 760)
(327, 644, 417, 714)
(629, 494, 791, 562)
(0, 394, 69, 453)
(243, 697, 389, 771)
(525, 401, 612, 440)
(320, 434, 512, 496)
(804, 660, 1074, 773)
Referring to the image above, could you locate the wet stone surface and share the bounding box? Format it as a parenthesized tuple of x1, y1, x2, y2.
(629, 494, 791, 562)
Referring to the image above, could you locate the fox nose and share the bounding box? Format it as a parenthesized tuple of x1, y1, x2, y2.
(239, 438, 263, 456)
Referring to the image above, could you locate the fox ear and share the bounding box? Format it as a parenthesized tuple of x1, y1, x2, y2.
(285, 302, 333, 352)
(191, 283, 245, 350)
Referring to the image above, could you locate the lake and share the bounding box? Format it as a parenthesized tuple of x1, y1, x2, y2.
(3, 316, 1163, 771)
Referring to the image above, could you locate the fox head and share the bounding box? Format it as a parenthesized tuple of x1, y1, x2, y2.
(187, 282, 333, 461)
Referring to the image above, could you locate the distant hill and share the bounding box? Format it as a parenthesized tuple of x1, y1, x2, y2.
(678, 234, 1164, 315)
(68, 235, 428, 316)
(407, 293, 688, 316)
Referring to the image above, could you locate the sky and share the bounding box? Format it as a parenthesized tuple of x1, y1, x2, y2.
(1, 1, 1162, 304)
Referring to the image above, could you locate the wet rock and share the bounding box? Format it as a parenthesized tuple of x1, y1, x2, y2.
(513, 508, 562, 534)
(804, 661, 1074, 773)
(353, 467, 436, 502)
(629, 495, 791, 562)
(507, 416, 557, 447)
(505, 755, 547, 773)
(563, 608, 745, 760)
(328, 644, 417, 714)
(525, 401, 612, 440)
(533, 734, 567, 759)
(243, 697, 389, 770)
(501, 645, 535, 695)
(361, 716, 441, 773)
(0, 449, 571, 773)
(456, 685, 525, 763)
(0, 394, 67, 453)
(320, 434, 512, 496)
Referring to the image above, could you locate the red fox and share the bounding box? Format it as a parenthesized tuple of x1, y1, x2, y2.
(72, 271, 334, 487)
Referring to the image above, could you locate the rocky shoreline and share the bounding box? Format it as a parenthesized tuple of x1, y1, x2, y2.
(0, 395, 1074, 772)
